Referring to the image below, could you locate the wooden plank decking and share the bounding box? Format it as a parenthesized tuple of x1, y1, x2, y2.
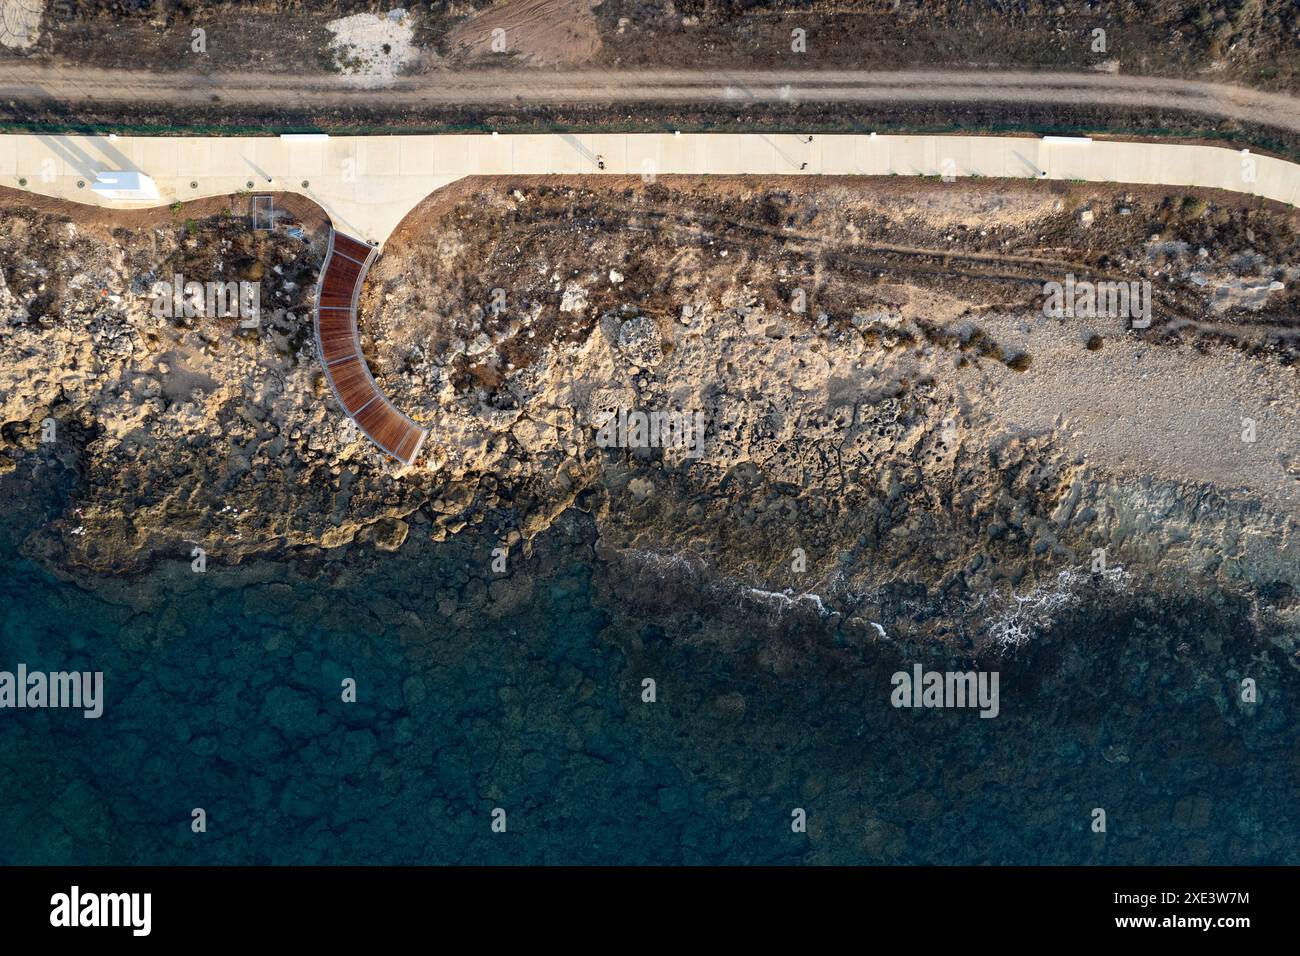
(313, 229, 428, 465)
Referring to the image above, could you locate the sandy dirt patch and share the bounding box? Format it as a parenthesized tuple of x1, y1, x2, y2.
(990, 312, 1299, 516)
(446, 0, 601, 66)
(327, 8, 417, 86)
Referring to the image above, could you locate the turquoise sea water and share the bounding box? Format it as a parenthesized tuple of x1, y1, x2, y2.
(0, 468, 1294, 865)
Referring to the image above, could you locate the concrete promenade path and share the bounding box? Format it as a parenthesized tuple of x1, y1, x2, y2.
(3, 131, 1298, 246)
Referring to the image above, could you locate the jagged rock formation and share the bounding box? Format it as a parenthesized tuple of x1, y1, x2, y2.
(2, 178, 1296, 659)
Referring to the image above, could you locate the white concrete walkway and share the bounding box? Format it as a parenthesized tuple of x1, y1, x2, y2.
(2, 132, 1297, 244)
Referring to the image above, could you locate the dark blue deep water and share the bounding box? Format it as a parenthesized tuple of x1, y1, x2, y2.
(0, 470, 1295, 865)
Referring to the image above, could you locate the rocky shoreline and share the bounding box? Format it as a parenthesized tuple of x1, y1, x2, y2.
(1, 177, 1297, 666)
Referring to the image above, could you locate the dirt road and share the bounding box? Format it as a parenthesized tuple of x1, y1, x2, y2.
(4, 66, 1300, 134)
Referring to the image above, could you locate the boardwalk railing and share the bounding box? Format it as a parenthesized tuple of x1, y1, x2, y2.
(313, 229, 428, 465)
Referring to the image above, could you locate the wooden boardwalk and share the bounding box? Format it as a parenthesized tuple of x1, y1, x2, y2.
(314, 229, 427, 465)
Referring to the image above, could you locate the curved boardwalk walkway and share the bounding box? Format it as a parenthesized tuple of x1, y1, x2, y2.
(314, 229, 427, 465)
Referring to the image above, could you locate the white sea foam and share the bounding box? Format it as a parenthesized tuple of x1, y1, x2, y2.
(621, 547, 702, 576)
(984, 565, 1132, 652)
(745, 587, 829, 617)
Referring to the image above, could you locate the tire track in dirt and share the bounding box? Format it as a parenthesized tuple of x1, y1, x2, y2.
(2, 66, 1300, 134)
